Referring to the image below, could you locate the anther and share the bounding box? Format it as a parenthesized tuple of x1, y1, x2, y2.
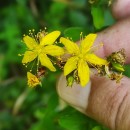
(18, 54, 22, 56)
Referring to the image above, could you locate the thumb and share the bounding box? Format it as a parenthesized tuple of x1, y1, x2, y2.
(57, 72, 130, 130)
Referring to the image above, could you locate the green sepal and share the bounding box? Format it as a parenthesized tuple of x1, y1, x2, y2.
(111, 62, 125, 72)
(66, 74, 74, 87)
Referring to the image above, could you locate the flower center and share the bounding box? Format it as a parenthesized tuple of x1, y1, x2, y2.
(36, 45, 43, 54)
(78, 54, 84, 59)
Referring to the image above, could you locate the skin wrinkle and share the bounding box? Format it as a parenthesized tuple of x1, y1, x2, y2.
(106, 87, 120, 130)
(114, 82, 130, 130)
(121, 93, 130, 130)
(107, 83, 128, 130)
(115, 91, 128, 130)
(86, 76, 110, 122)
(86, 74, 130, 130)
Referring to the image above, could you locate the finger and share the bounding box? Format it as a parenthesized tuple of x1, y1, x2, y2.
(87, 71, 130, 130)
(57, 74, 91, 114)
(57, 72, 130, 130)
(94, 17, 130, 64)
(111, 0, 130, 20)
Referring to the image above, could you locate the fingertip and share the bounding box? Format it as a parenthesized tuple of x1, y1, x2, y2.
(111, 0, 130, 20)
(57, 74, 91, 113)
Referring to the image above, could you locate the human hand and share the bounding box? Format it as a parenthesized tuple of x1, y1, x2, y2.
(57, 0, 130, 130)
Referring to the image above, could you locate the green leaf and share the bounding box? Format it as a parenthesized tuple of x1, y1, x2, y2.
(0, 55, 7, 80)
(66, 74, 74, 87)
(91, 7, 104, 29)
(59, 108, 87, 130)
(124, 65, 130, 78)
(104, 9, 115, 26)
(92, 126, 102, 130)
(111, 62, 125, 72)
(58, 107, 101, 130)
(64, 27, 87, 42)
(69, 10, 87, 27)
(72, 0, 86, 8)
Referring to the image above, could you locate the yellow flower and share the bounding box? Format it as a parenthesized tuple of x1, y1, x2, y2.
(60, 33, 108, 87)
(27, 72, 41, 87)
(22, 31, 64, 71)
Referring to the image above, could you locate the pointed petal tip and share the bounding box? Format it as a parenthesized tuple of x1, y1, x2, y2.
(22, 58, 27, 64)
(80, 82, 88, 87)
(64, 71, 68, 76)
(60, 37, 65, 43)
(40, 30, 61, 45)
(85, 33, 97, 39)
(51, 68, 56, 72)
(54, 30, 61, 35)
(51, 30, 61, 38)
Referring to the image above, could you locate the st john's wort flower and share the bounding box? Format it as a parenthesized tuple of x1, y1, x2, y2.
(60, 34, 108, 87)
(22, 30, 64, 72)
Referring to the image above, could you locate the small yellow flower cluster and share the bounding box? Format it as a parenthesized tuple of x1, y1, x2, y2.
(27, 72, 41, 87)
(21, 30, 108, 88)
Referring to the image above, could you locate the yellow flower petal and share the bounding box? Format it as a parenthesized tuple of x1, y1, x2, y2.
(78, 59, 89, 87)
(64, 56, 78, 76)
(60, 37, 79, 54)
(40, 31, 61, 46)
(27, 72, 41, 87)
(43, 45, 64, 56)
(39, 53, 56, 71)
(23, 35, 38, 50)
(86, 54, 108, 65)
(22, 51, 37, 63)
(80, 34, 97, 54)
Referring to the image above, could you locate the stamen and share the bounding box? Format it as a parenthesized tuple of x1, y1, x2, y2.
(105, 65, 111, 77)
(18, 54, 23, 56)
(21, 40, 23, 43)
(89, 42, 104, 53)
(37, 58, 40, 72)
(30, 58, 37, 72)
(108, 0, 112, 6)
(80, 32, 83, 41)
(58, 57, 62, 60)
(87, 61, 100, 72)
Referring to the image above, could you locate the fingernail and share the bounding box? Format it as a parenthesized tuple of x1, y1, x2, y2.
(57, 74, 91, 113)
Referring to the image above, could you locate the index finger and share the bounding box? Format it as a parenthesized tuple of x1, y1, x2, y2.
(94, 18, 130, 64)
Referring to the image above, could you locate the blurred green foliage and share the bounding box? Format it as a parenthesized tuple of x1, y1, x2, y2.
(0, 0, 127, 130)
